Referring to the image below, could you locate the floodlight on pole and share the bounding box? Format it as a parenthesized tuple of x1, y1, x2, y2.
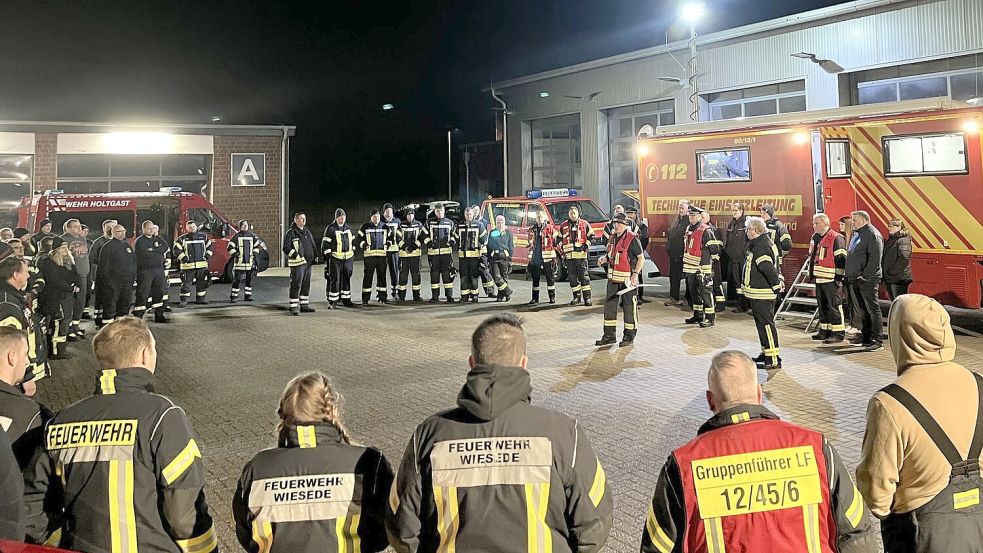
(680, 2, 705, 122)
(680, 2, 705, 22)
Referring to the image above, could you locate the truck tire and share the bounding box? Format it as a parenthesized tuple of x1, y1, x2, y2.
(222, 261, 234, 283)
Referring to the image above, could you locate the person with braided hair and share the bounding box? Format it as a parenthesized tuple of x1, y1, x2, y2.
(233, 372, 394, 553)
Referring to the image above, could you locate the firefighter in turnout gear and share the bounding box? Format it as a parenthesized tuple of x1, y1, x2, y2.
(387, 314, 614, 553)
(228, 219, 265, 303)
(473, 206, 497, 298)
(596, 213, 643, 347)
(455, 208, 486, 303)
(487, 215, 514, 302)
(744, 217, 783, 369)
(89, 219, 117, 325)
(359, 209, 390, 304)
(602, 204, 637, 241)
(151, 225, 173, 313)
(97, 225, 136, 323)
(0, 257, 48, 391)
(761, 203, 792, 271)
(396, 207, 425, 302)
(133, 220, 170, 323)
(640, 350, 875, 553)
(323, 209, 356, 309)
(702, 211, 727, 311)
(173, 220, 213, 306)
(528, 209, 560, 305)
(809, 213, 848, 344)
(560, 205, 593, 306)
(0, 326, 59, 544)
(382, 203, 401, 299)
(424, 204, 456, 303)
(626, 207, 650, 303)
(683, 205, 720, 327)
(284, 212, 318, 315)
(233, 372, 394, 553)
(44, 318, 217, 553)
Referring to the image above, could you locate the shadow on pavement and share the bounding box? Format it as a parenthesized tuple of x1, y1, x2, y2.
(552, 345, 653, 393)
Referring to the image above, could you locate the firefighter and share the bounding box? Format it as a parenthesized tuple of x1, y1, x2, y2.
(724, 203, 749, 312)
(388, 314, 614, 552)
(30, 219, 54, 253)
(473, 206, 497, 297)
(284, 212, 318, 315)
(60, 218, 89, 340)
(560, 205, 593, 306)
(228, 219, 265, 303)
(132, 220, 169, 323)
(454, 207, 486, 303)
(424, 204, 456, 303)
(683, 205, 719, 327)
(150, 224, 172, 313)
(602, 203, 637, 241)
(487, 214, 514, 301)
(395, 207, 425, 302)
(743, 216, 783, 369)
(701, 211, 727, 311)
(809, 213, 847, 344)
(596, 213, 643, 347)
(38, 237, 79, 358)
(322, 208, 355, 309)
(0, 326, 59, 544)
(382, 203, 401, 299)
(233, 372, 394, 553)
(626, 207, 649, 303)
(0, 257, 48, 394)
(173, 220, 212, 306)
(359, 208, 389, 304)
(97, 225, 136, 323)
(528, 209, 559, 305)
(761, 203, 792, 269)
(44, 318, 217, 553)
(640, 350, 875, 553)
(14, 228, 35, 263)
(89, 219, 117, 325)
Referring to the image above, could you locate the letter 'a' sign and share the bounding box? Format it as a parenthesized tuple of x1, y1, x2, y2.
(232, 153, 266, 187)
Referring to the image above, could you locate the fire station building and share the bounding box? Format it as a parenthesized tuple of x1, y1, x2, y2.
(0, 122, 294, 265)
(492, 0, 983, 212)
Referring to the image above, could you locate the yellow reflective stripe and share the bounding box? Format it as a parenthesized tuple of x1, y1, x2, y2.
(100, 369, 117, 395)
(803, 504, 821, 553)
(349, 513, 361, 553)
(108, 459, 136, 553)
(297, 425, 317, 448)
(833, 249, 848, 257)
(845, 483, 864, 528)
(645, 503, 674, 553)
(389, 472, 400, 513)
(524, 483, 552, 553)
(954, 488, 980, 509)
(0, 315, 23, 329)
(434, 486, 459, 553)
(252, 520, 273, 553)
(43, 528, 62, 547)
(176, 526, 218, 553)
(336, 515, 347, 553)
(588, 458, 607, 507)
(162, 439, 201, 485)
(109, 460, 121, 553)
(755, 255, 773, 265)
(730, 412, 750, 424)
(704, 516, 726, 553)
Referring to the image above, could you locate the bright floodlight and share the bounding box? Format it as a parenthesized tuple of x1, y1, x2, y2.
(539, 91, 550, 98)
(382, 103, 394, 111)
(680, 2, 705, 22)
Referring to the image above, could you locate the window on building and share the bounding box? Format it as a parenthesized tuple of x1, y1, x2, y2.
(826, 140, 851, 178)
(696, 148, 751, 182)
(854, 53, 983, 104)
(530, 114, 581, 190)
(704, 80, 806, 121)
(606, 100, 675, 203)
(0, 155, 32, 227)
(56, 154, 211, 194)
(883, 133, 967, 176)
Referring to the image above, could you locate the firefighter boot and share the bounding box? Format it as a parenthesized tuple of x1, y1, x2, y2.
(362, 292, 371, 305)
(413, 290, 422, 302)
(230, 295, 238, 304)
(244, 292, 254, 302)
(582, 289, 592, 307)
(429, 295, 439, 304)
(300, 305, 316, 313)
(569, 292, 581, 306)
(528, 289, 540, 305)
(445, 288, 456, 303)
(595, 332, 617, 346)
(342, 299, 355, 308)
(154, 309, 167, 323)
(684, 313, 702, 324)
(503, 288, 512, 302)
(812, 329, 830, 341)
(620, 330, 636, 347)
(824, 332, 845, 344)
(699, 316, 715, 328)
(548, 290, 556, 304)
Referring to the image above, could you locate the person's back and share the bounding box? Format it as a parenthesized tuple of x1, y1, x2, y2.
(45, 318, 216, 553)
(388, 314, 613, 553)
(234, 372, 392, 553)
(857, 294, 983, 552)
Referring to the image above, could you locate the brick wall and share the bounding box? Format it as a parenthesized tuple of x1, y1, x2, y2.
(34, 134, 57, 192)
(211, 136, 284, 265)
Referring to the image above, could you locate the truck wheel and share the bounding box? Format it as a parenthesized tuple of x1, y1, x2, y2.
(556, 261, 567, 282)
(222, 261, 234, 283)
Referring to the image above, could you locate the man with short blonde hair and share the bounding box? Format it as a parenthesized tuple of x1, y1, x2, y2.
(92, 316, 156, 370)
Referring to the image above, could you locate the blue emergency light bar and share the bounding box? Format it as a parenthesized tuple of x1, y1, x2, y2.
(526, 188, 578, 199)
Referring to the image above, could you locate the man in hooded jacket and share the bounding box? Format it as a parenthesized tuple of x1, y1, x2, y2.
(856, 294, 983, 552)
(387, 313, 614, 553)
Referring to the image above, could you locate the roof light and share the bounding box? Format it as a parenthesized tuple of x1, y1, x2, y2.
(539, 91, 550, 98)
(526, 188, 578, 199)
(382, 103, 394, 111)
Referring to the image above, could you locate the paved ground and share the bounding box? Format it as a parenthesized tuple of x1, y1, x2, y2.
(37, 263, 983, 552)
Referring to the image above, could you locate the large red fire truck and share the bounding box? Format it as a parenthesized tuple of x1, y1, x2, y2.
(637, 98, 983, 309)
(16, 189, 239, 280)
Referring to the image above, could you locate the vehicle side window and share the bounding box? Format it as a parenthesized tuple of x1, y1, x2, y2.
(186, 207, 224, 236)
(504, 205, 524, 227)
(526, 204, 542, 226)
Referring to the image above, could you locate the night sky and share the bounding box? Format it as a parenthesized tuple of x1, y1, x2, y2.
(1, 0, 851, 206)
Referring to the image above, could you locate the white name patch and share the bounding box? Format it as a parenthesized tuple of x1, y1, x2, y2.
(249, 473, 355, 523)
(431, 437, 552, 488)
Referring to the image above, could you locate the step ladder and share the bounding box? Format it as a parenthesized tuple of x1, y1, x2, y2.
(774, 260, 819, 332)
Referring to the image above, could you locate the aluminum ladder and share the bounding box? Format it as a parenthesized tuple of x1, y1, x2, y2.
(774, 259, 820, 332)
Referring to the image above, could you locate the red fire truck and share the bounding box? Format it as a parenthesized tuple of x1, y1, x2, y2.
(637, 98, 983, 308)
(16, 189, 239, 280)
(480, 189, 608, 278)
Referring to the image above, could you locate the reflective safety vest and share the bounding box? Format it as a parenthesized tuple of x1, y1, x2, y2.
(809, 230, 846, 284)
(743, 233, 782, 300)
(359, 222, 388, 257)
(174, 232, 212, 270)
(397, 220, 425, 258)
(532, 223, 559, 261)
(456, 221, 486, 258)
(425, 218, 455, 255)
(559, 219, 591, 259)
(322, 223, 355, 261)
(383, 217, 401, 253)
(673, 414, 837, 553)
(0, 281, 45, 383)
(684, 224, 713, 274)
(606, 230, 637, 284)
(228, 232, 263, 271)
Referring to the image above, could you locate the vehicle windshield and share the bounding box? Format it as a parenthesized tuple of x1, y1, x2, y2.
(547, 200, 607, 223)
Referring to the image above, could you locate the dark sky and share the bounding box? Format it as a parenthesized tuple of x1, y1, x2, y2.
(0, 0, 852, 203)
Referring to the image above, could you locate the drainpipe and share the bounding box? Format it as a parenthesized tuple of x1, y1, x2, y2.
(280, 126, 289, 267)
(490, 85, 509, 196)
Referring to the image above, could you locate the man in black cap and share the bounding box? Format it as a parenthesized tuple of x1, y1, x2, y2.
(31, 219, 54, 253)
(358, 208, 390, 304)
(597, 213, 644, 346)
(322, 208, 356, 309)
(701, 210, 727, 312)
(13, 228, 35, 262)
(382, 203, 401, 299)
(683, 205, 720, 327)
(227, 219, 265, 303)
(396, 206, 425, 302)
(283, 212, 318, 315)
(761, 203, 792, 267)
